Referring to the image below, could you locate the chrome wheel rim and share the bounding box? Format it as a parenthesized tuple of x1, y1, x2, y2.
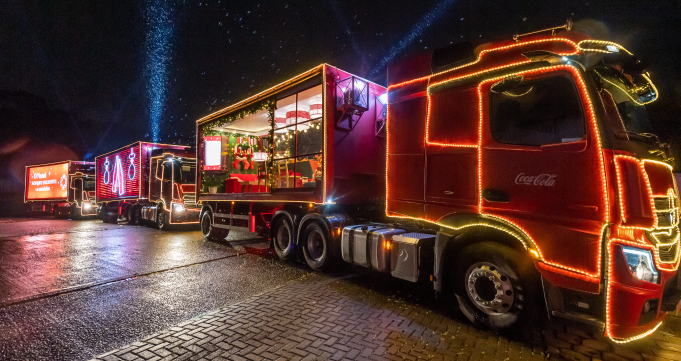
(465, 262, 514, 315)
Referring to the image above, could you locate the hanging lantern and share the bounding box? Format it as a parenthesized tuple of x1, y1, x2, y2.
(285, 110, 310, 130)
(274, 117, 288, 133)
(335, 75, 369, 130)
(309, 103, 323, 118)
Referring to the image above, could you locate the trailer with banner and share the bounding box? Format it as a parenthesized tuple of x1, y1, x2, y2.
(24, 160, 96, 218)
(95, 142, 199, 229)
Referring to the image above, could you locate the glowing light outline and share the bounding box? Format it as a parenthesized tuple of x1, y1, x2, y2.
(111, 155, 126, 196)
(128, 152, 136, 180)
(388, 64, 609, 279)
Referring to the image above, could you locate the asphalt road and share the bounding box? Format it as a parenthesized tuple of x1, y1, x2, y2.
(0, 217, 311, 361)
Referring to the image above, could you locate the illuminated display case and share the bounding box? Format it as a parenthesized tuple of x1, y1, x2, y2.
(196, 64, 388, 205)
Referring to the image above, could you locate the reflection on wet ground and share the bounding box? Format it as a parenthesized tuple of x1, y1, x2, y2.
(0, 219, 261, 305)
(0, 217, 309, 360)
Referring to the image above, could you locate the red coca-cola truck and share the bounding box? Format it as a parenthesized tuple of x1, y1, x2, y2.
(24, 160, 97, 218)
(195, 22, 681, 341)
(95, 142, 200, 229)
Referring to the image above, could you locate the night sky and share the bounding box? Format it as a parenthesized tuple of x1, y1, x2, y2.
(1, 0, 680, 164)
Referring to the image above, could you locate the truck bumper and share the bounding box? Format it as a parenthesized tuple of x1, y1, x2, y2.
(607, 243, 681, 340)
(80, 203, 98, 216)
(169, 205, 201, 224)
(55, 203, 72, 217)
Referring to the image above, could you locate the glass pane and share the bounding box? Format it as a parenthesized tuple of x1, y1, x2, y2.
(273, 158, 295, 189)
(490, 75, 585, 146)
(83, 179, 96, 191)
(296, 119, 323, 155)
(273, 128, 295, 159)
(174, 162, 196, 184)
(295, 155, 322, 189)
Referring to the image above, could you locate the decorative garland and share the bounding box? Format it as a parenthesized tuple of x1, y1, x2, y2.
(200, 97, 278, 189)
(201, 97, 276, 135)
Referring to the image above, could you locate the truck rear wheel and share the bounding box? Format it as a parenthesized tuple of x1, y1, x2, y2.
(302, 222, 334, 271)
(127, 205, 141, 225)
(272, 217, 296, 261)
(453, 242, 541, 332)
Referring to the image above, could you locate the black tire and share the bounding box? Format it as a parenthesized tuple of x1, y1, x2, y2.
(200, 210, 222, 241)
(126, 205, 141, 225)
(272, 216, 296, 261)
(70, 204, 82, 220)
(452, 242, 541, 332)
(103, 207, 118, 223)
(302, 222, 334, 271)
(157, 203, 172, 230)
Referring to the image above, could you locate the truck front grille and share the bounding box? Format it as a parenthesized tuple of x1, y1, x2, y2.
(648, 191, 680, 264)
(182, 194, 198, 208)
(659, 242, 678, 263)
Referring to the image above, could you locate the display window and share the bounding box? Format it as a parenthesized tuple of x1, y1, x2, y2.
(273, 85, 323, 189)
(199, 83, 323, 194)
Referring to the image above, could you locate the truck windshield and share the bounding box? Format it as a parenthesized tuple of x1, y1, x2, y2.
(592, 66, 653, 134)
(83, 179, 95, 191)
(174, 162, 196, 184)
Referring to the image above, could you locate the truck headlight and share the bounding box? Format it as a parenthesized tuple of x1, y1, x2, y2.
(622, 246, 659, 284)
(173, 204, 185, 212)
(83, 203, 91, 209)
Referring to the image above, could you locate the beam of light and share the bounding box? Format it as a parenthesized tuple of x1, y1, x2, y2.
(145, 0, 176, 142)
(368, 0, 457, 78)
(326, 0, 368, 71)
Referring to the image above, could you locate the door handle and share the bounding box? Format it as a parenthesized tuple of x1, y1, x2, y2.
(482, 188, 509, 203)
(444, 191, 453, 195)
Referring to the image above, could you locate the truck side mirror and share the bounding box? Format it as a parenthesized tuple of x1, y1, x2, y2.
(490, 75, 524, 93)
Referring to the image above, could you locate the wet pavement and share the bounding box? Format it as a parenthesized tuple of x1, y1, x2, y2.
(0, 217, 310, 360)
(4, 218, 681, 361)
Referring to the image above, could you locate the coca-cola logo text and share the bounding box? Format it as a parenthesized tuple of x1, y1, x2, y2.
(515, 173, 556, 186)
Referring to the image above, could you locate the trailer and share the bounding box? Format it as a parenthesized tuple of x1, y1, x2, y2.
(196, 22, 681, 341)
(95, 142, 199, 229)
(24, 160, 96, 218)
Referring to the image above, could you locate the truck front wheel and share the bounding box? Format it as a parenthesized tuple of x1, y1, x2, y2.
(157, 203, 171, 230)
(272, 217, 296, 261)
(453, 242, 541, 332)
(302, 222, 334, 271)
(201, 210, 221, 241)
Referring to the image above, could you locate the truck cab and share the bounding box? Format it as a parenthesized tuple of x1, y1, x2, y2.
(141, 149, 199, 228)
(386, 24, 679, 341)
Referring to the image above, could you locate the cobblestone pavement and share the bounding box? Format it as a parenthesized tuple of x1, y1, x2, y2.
(90, 268, 681, 361)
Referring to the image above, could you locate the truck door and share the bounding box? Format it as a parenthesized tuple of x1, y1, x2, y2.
(161, 161, 173, 207)
(69, 177, 82, 203)
(479, 70, 606, 276)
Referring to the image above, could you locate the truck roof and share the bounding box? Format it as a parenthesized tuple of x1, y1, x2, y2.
(386, 29, 629, 88)
(196, 64, 386, 125)
(95, 141, 189, 159)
